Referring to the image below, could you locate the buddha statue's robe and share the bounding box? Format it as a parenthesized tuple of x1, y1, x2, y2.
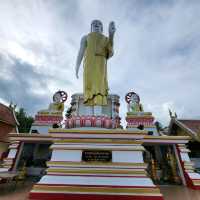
(83, 32, 113, 106)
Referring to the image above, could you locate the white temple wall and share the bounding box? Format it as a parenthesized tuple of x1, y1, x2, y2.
(39, 175, 154, 186)
(7, 149, 17, 159)
(51, 150, 82, 162)
(112, 151, 143, 163)
(180, 152, 190, 162)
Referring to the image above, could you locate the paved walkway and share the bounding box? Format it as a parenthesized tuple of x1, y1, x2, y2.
(0, 183, 32, 200)
(160, 185, 200, 200)
(0, 185, 200, 200)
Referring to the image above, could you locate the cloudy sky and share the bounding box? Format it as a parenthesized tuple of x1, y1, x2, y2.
(0, 0, 200, 127)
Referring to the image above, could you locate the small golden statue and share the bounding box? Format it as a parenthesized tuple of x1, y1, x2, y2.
(38, 91, 67, 114)
(125, 92, 143, 113)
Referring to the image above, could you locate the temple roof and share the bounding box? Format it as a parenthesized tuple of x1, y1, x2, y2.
(178, 119, 200, 133)
(168, 117, 200, 141)
(0, 103, 19, 126)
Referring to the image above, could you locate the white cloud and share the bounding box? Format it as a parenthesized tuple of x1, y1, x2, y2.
(0, 97, 9, 106)
(146, 101, 186, 126)
(0, 0, 200, 127)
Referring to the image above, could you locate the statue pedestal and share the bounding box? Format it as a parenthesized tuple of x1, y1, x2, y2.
(29, 94, 164, 199)
(65, 93, 121, 129)
(126, 112, 159, 136)
(29, 129, 164, 200)
(30, 104, 64, 134)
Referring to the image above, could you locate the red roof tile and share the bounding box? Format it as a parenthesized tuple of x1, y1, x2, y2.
(0, 103, 18, 126)
(178, 119, 200, 133)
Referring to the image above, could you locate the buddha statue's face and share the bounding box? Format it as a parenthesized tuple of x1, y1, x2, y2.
(91, 20, 103, 33)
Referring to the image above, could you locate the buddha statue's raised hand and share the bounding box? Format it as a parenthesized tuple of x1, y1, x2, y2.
(109, 21, 116, 39)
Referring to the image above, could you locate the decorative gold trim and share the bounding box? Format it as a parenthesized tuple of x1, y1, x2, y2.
(184, 166, 194, 170)
(180, 149, 190, 153)
(4, 160, 13, 163)
(183, 161, 194, 166)
(54, 139, 142, 144)
(4, 158, 13, 161)
(49, 129, 148, 134)
(8, 147, 18, 149)
(177, 144, 186, 147)
(8, 133, 52, 139)
(3, 165, 12, 167)
(144, 135, 190, 140)
(193, 180, 200, 185)
(47, 161, 146, 167)
(9, 137, 53, 142)
(46, 172, 146, 177)
(126, 112, 152, 116)
(126, 116, 153, 119)
(185, 170, 194, 173)
(50, 147, 145, 151)
(32, 185, 161, 195)
(47, 168, 146, 175)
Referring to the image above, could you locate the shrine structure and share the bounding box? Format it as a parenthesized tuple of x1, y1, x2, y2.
(30, 91, 67, 134)
(29, 92, 165, 200)
(0, 103, 19, 161)
(0, 19, 200, 199)
(0, 90, 200, 199)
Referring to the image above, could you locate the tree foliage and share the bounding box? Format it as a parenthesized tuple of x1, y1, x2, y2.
(15, 108, 34, 133)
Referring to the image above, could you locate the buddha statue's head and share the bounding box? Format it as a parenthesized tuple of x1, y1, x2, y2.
(91, 20, 103, 33)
